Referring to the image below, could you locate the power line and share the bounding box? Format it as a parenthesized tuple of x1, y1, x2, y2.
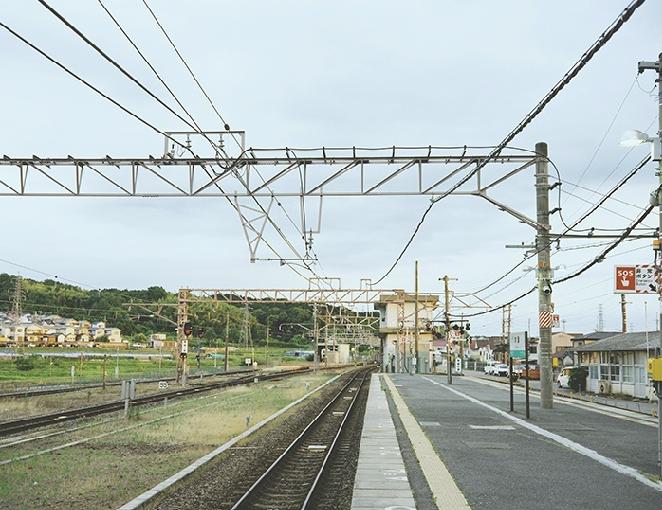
(0, 258, 97, 289)
(454, 197, 656, 318)
(573, 78, 637, 188)
(140, 0, 234, 139)
(0, 15, 312, 281)
(470, 154, 650, 296)
(134, 0, 317, 259)
(372, 0, 647, 284)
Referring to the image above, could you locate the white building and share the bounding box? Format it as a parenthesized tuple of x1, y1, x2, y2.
(575, 331, 659, 399)
(376, 291, 439, 373)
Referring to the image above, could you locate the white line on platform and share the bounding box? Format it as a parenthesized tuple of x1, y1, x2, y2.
(468, 425, 515, 430)
(117, 374, 341, 510)
(465, 376, 656, 428)
(384, 375, 470, 510)
(423, 376, 662, 493)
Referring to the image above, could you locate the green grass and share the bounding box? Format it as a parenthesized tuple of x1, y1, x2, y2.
(0, 346, 311, 388)
(0, 371, 336, 510)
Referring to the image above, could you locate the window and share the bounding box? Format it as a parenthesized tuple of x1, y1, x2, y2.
(635, 367, 648, 385)
(610, 365, 620, 382)
(622, 366, 634, 384)
(623, 352, 634, 365)
(589, 365, 599, 379)
(600, 352, 608, 364)
(599, 365, 609, 380)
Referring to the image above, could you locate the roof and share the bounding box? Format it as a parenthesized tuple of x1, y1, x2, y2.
(572, 331, 620, 341)
(574, 331, 659, 352)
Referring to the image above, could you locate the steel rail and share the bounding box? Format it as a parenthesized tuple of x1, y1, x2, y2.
(229, 367, 372, 510)
(0, 367, 254, 400)
(0, 367, 316, 437)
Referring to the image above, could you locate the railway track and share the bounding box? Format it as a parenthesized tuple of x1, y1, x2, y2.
(0, 367, 253, 400)
(229, 367, 372, 510)
(0, 367, 317, 438)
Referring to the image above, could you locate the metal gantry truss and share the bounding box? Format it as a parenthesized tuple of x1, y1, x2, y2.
(0, 146, 542, 262)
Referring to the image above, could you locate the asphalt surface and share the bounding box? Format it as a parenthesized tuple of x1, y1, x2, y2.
(390, 373, 662, 510)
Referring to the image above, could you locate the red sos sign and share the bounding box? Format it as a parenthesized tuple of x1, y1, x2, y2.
(615, 266, 636, 292)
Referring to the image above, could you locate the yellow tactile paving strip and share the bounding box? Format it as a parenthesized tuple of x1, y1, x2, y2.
(383, 374, 471, 510)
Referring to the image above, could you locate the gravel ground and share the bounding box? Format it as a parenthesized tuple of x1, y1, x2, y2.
(151, 368, 371, 510)
(307, 370, 370, 510)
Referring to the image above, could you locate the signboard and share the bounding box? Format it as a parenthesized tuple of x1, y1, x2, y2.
(615, 265, 658, 294)
(158, 381, 169, 390)
(509, 331, 527, 360)
(552, 314, 560, 328)
(449, 329, 464, 348)
(181, 339, 189, 354)
(614, 265, 636, 292)
(635, 265, 658, 294)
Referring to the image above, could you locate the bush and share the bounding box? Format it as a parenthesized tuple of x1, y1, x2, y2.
(569, 366, 588, 391)
(14, 356, 35, 371)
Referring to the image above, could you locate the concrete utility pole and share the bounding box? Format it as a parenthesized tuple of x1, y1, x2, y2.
(535, 141, 553, 409)
(620, 294, 628, 333)
(637, 51, 661, 478)
(313, 305, 320, 371)
(442, 275, 453, 384)
(176, 289, 189, 385)
(414, 260, 420, 374)
(10, 276, 24, 346)
(266, 317, 270, 367)
(224, 311, 230, 372)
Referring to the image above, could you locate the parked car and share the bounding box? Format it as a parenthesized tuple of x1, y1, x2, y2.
(484, 361, 498, 375)
(557, 366, 573, 388)
(493, 364, 509, 377)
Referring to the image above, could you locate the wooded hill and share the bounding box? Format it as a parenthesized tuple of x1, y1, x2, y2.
(0, 274, 314, 346)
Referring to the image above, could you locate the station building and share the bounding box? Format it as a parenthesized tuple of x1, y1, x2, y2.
(575, 331, 660, 399)
(376, 291, 439, 373)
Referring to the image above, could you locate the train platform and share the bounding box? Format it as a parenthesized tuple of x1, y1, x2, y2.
(367, 373, 662, 510)
(351, 374, 416, 509)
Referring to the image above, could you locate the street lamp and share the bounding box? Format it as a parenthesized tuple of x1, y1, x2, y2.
(620, 129, 661, 161)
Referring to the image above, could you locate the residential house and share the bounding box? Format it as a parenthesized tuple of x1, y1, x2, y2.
(575, 331, 659, 399)
(571, 331, 620, 349)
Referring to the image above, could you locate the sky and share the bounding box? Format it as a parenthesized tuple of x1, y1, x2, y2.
(0, 1, 661, 337)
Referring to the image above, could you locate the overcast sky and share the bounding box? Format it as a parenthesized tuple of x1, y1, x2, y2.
(0, 1, 660, 337)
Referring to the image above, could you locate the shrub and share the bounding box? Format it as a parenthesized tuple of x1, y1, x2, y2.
(15, 356, 35, 371)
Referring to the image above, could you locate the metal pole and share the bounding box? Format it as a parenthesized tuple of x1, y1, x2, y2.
(444, 276, 452, 385)
(102, 354, 107, 391)
(414, 260, 420, 374)
(313, 305, 319, 372)
(266, 318, 270, 367)
(620, 293, 628, 333)
(639, 51, 662, 477)
(224, 311, 230, 372)
(535, 141, 553, 409)
(509, 356, 514, 412)
(656, 51, 662, 477)
(176, 289, 189, 385)
(525, 332, 530, 419)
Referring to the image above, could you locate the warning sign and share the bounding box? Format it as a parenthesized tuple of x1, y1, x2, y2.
(614, 265, 659, 294)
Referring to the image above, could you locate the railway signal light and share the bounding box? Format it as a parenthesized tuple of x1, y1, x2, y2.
(183, 322, 193, 337)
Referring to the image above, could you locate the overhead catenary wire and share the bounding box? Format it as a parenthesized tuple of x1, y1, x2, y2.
(38, 0, 312, 270)
(470, 154, 651, 296)
(0, 20, 314, 283)
(94, 0, 317, 262)
(371, 0, 647, 285)
(452, 197, 656, 318)
(134, 0, 318, 259)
